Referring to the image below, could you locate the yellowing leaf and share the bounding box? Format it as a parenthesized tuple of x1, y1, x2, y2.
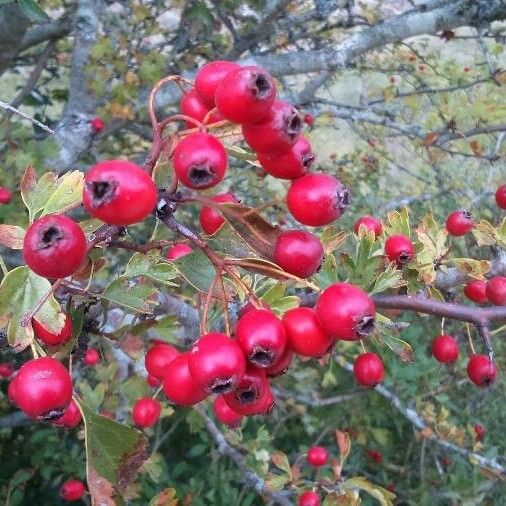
(384, 208, 410, 237)
(340, 477, 395, 506)
(0, 224, 25, 249)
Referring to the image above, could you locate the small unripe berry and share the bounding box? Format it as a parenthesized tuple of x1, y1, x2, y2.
(194, 60, 240, 107)
(446, 209, 474, 236)
(431, 335, 459, 363)
(298, 491, 320, 506)
(0, 186, 12, 204)
(486, 276, 506, 305)
(163, 353, 207, 406)
(265, 348, 293, 377)
(354, 215, 383, 237)
(474, 423, 485, 442)
(213, 395, 243, 428)
(59, 479, 86, 501)
(145, 343, 180, 379)
(495, 184, 506, 209)
(84, 348, 100, 366)
(0, 363, 14, 378)
(180, 88, 223, 127)
(467, 355, 497, 387)
(132, 398, 161, 428)
(166, 243, 192, 260)
(90, 117, 105, 133)
(32, 313, 73, 346)
(384, 234, 414, 266)
(199, 192, 238, 235)
(52, 399, 82, 429)
(464, 280, 488, 304)
(307, 446, 328, 467)
(353, 352, 384, 386)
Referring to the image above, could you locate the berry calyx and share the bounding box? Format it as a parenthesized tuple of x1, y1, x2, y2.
(84, 348, 100, 366)
(90, 116, 105, 133)
(445, 209, 474, 236)
(0, 363, 14, 378)
(59, 479, 86, 501)
(145, 343, 180, 380)
(353, 352, 384, 387)
(0, 186, 12, 204)
(199, 192, 238, 235)
(132, 398, 161, 428)
(83, 160, 157, 225)
(32, 313, 73, 346)
(286, 173, 350, 227)
(467, 355, 497, 387)
(354, 215, 383, 237)
(166, 243, 192, 260)
(384, 234, 414, 266)
(274, 230, 324, 278)
(172, 133, 227, 190)
(486, 276, 506, 305)
(188, 332, 246, 394)
(215, 65, 276, 124)
(495, 184, 506, 209)
(180, 88, 223, 127)
(464, 280, 488, 304)
(307, 446, 329, 467)
(236, 309, 287, 368)
(315, 282, 375, 340)
(474, 423, 485, 442)
(163, 353, 207, 406)
(52, 399, 82, 429)
(23, 214, 87, 279)
(265, 348, 293, 377)
(213, 395, 243, 428)
(431, 335, 459, 363)
(194, 60, 240, 107)
(298, 491, 320, 506)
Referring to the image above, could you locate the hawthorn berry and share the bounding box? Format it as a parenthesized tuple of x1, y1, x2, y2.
(298, 491, 320, 506)
(9, 357, 72, 420)
(145, 342, 180, 379)
(0, 186, 12, 204)
(199, 192, 238, 235)
(0, 363, 14, 378)
(467, 355, 497, 387)
(464, 280, 488, 304)
(132, 398, 161, 428)
(180, 88, 223, 127)
(52, 399, 82, 429)
(23, 214, 87, 279)
(486, 276, 506, 305)
(367, 449, 383, 464)
(353, 353, 384, 387)
(286, 173, 350, 227)
(32, 313, 73, 346)
(236, 308, 287, 368)
(303, 113, 314, 126)
(307, 446, 328, 467)
(83, 160, 157, 225)
(188, 332, 246, 394)
(215, 65, 276, 124)
(163, 353, 207, 406)
(431, 335, 459, 363)
(257, 135, 314, 179)
(354, 215, 383, 237)
(274, 230, 324, 278)
(194, 60, 240, 107)
(282, 307, 334, 358)
(446, 209, 474, 236)
(59, 479, 86, 501)
(265, 348, 293, 377)
(172, 133, 227, 190)
(213, 395, 243, 428)
(315, 282, 375, 340)
(166, 243, 192, 260)
(255, 383, 276, 415)
(84, 348, 100, 366)
(384, 234, 414, 266)
(90, 116, 105, 133)
(474, 423, 485, 442)
(495, 184, 506, 209)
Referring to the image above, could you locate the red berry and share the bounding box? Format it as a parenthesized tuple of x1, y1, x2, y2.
(7, 375, 18, 404)
(172, 133, 227, 190)
(474, 423, 485, 441)
(189, 332, 246, 394)
(307, 446, 328, 467)
(213, 395, 243, 428)
(431, 335, 459, 363)
(10, 357, 72, 420)
(286, 173, 350, 227)
(59, 479, 86, 501)
(467, 355, 497, 387)
(242, 100, 302, 154)
(90, 117, 105, 133)
(274, 230, 323, 278)
(215, 66, 276, 124)
(132, 397, 161, 428)
(486, 276, 506, 305)
(199, 192, 238, 235)
(464, 280, 488, 304)
(84, 348, 100, 366)
(257, 136, 314, 179)
(32, 313, 73, 346)
(303, 114, 314, 126)
(384, 234, 414, 266)
(52, 399, 82, 429)
(367, 449, 383, 464)
(0, 186, 12, 204)
(298, 491, 320, 506)
(147, 374, 161, 388)
(145, 343, 180, 379)
(0, 363, 14, 378)
(315, 283, 375, 340)
(354, 215, 383, 237)
(236, 309, 287, 368)
(83, 160, 157, 225)
(265, 347, 293, 377)
(23, 214, 87, 279)
(194, 60, 241, 107)
(166, 243, 192, 260)
(353, 352, 384, 386)
(446, 209, 474, 236)
(163, 353, 207, 406)
(495, 184, 506, 209)
(180, 88, 223, 127)
(282, 307, 334, 358)
(255, 383, 275, 415)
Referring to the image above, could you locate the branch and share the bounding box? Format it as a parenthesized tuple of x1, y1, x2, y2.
(274, 388, 365, 407)
(19, 17, 72, 51)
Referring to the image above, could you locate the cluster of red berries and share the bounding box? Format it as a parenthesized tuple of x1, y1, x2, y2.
(464, 276, 506, 306)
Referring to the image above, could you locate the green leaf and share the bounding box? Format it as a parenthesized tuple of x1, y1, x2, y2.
(259, 281, 299, 315)
(313, 252, 340, 289)
(340, 476, 395, 506)
(40, 171, 84, 216)
(271, 451, 291, 475)
(207, 222, 260, 259)
(78, 381, 106, 411)
(369, 262, 406, 295)
(125, 252, 178, 285)
(264, 472, 290, 492)
(172, 249, 218, 294)
(384, 207, 410, 237)
(101, 276, 158, 314)
(18, 0, 49, 23)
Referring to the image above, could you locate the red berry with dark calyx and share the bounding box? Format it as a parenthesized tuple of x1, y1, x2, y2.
(188, 332, 246, 394)
(474, 423, 485, 442)
(446, 209, 474, 236)
(52, 399, 82, 429)
(194, 60, 240, 107)
(59, 479, 86, 501)
(282, 307, 334, 358)
(431, 335, 459, 363)
(464, 280, 488, 304)
(486, 276, 506, 305)
(236, 309, 287, 368)
(307, 446, 329, 467)
(84, 348, 100, 366)
(213, 396, 243, 428)
(495, 184, 506, 209)
(163, 353, 207, 406)
(10, 357, 72, 420)
(83, 160, 157, 225)
(145, 343, 180, 380)
(199, 192, 238, 235)
(90, 117, 105, 133)
(467, 355, 497, 387)
(0, 363, 14, 378)
(166, 243, 192, 260)
(353, 353, 384, 387)
(298, 491, 320, 506)
(23, 214, 87, 279)
(215, 65, 276, 124)
(384, 234, 414, 266)
(354, 215, 383, 237)
(315, 282, 375, 340)
(274, 230, 324, 278)
(179, 88, 223, 127)
(257, 135, 314, 180)
(0, 186, 12, 204)
(32, 313, 73, 346)
(147, 374, 161, 388)
(172, 133, 227, 190)
(286, 173, 350, 227)
(132, 397, 161, 428)
(265, 348, 293, 377)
